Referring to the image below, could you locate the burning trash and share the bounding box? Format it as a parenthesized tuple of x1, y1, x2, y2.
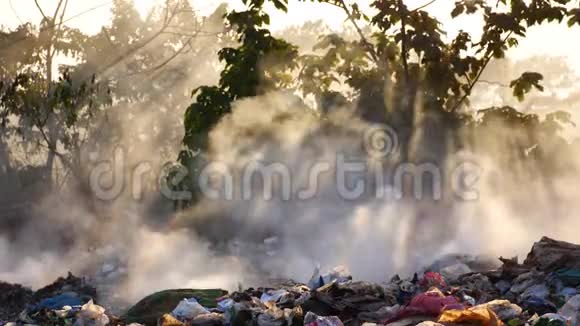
(2, 237, 580, 326)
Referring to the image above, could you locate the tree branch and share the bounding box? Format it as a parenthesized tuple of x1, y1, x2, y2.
(52, 0, 65, 22)
(451, 31, 514, 111)
(398, 0, 410, 86)
(34, 0, 48, 21)
(51, 0, 69, 59)
(478, 79, 509, 87)
(128, 37, 195, 76)
(324, 0, 380, 64)
(96, 2, 181, 76)
(411, 0, 439, 12)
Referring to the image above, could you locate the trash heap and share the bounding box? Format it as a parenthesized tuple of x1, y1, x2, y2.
(0, 272, 111, 326)
(3, 237, 580, 326)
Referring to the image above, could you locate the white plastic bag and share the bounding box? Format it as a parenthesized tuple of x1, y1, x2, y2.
(559, 295, 580, 326)
(73, 300, 110, 326)
(171, 298, 209, 321)
(260, 289, 288, 303)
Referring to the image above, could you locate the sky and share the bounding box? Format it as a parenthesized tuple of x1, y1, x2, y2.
(1, 0, 579, 69)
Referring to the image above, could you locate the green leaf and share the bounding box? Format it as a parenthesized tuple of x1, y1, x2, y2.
(271, 0, 288, 11)
(509, 72, 544, 101)
(451, 3, 465, 17)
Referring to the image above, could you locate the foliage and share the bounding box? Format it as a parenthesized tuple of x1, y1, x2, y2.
(175, 0, 580, 204)
(181, 2, 298, 153)
(0, 0, 229, 192)
(178, 0, 298, 202)
(1, 0, 579, 205)
(510, 72, 544, 101)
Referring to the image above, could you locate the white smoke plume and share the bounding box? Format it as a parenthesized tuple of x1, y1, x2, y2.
(1, 10, 580, 311)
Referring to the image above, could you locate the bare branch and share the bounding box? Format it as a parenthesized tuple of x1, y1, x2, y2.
(324, 0, 380, 64)
(50, 0, 70, 59)
(478, 80, 509, 87)
(411, 0, 439, 12)
(34, 0, 48, 21)
(57, 0, 70, 28)
(52, 0, 65, 22)
(0, 2, 119, 51)
(161, 30, 220, 38)
(128, 37, 195, 76)
(94, 2, 181, 78)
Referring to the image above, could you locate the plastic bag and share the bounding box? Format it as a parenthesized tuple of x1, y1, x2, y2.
(30, 293, 82, 312)
(308, 266, 352, 289)
(171, 298, 209, 321)
(473, 300, 522, 321)
(257, 302, 286, 326)
(73, 300, 110, 326)
(419, 272, 447, 289)
(558, 295, 580, 326)
(438, 307, 502, 326)
(260, 289, 288, 303)
(304, 311, 343, 326)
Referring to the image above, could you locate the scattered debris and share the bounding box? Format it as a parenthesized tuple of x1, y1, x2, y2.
(74, 300, 111, 326)
(2, 237, 580, 326)
(0, 281, 33, 321)
(124, 289, 227, 326)
(558, 294, 580, 326)
(171, 298, 210, 322)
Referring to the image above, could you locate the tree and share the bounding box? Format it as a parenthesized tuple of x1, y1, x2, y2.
(298, 0, 579, 158)
(1, 0, 230, 200)
(178, 0, 299, 204)
(180, 0, 580, 205)
(0, 0, 108, 189)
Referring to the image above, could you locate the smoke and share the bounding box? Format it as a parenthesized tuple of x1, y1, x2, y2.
(2, 6, 580, 311)
(2, 82, 580, 307)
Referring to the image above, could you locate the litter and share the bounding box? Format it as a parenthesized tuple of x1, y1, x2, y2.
(558, 295, 580, 326)
(257, 302, 286, 326)
(389, 288, 462, 322)
(1, 237, 580, 326)
(217, 298, 234, 312)
(440, 263, 472, 282)
(124, 289, 227, 325)
(0, 281, 33, 321)
(260, 289, 289, 303)
(556, 269, 580, 287)
(191, 312, 225, 326)
(524, 237, 580, 272)
(308, 266, 352, 289)
(304, 311, 343, 326)
(159, 313, 186, 326)
(560, 288, 578, 301)
(532, 313, 571, 326)
(521, 296, 558, 316)
(438, 306, 503, 326)
(171, 298, 210, 321)
(73, 300, 110, 326)
(419, 272, 446, 289)
(473, 300, 522, 320)
(521, 284, 550, 301)
(29, 293, 83, 312)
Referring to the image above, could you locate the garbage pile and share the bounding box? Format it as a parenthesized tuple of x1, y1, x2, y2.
(3, 237, 580, 326)
(0, 281, 33, 321)
(0, 272, 107, 325)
